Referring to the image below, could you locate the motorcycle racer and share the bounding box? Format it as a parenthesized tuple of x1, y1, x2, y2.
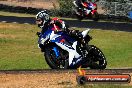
(36, 10, 83, 67)
(73, 0, 93, 15)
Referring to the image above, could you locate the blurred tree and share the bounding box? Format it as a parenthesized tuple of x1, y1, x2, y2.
(58, 0, 73, 16)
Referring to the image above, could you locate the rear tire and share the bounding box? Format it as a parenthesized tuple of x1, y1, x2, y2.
(92, 12, 99, 21)
(77, 15, 84, 21)
(87, 45, 107, 69)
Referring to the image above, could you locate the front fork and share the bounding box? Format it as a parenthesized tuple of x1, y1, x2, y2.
(52, 47, 60, 58)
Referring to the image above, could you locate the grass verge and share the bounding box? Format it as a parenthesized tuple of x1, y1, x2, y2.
(0, 11, 35, 17)
(0, 22, 132, 70)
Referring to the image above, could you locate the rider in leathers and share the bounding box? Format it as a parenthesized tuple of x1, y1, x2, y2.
(73, 0, 93, 15)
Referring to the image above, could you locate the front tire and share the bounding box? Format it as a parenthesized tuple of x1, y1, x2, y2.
(72, 7, 84, 21)
(44, 47, 69, 69)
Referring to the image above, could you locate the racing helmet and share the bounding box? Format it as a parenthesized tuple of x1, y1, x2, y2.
(36, 10, 50, 28)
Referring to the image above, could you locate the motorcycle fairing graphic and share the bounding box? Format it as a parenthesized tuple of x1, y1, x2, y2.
(37, 26, 107, 69)
(38, 26, 80, 67)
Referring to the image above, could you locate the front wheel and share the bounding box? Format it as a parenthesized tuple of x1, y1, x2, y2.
(44, 47, 69, 69)
(86, 45, 107, 69)
(72, 7, 84, 21)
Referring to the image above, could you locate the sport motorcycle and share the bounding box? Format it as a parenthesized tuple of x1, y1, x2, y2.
(73, 1, 99, 21)
(36, 26, 107, 69)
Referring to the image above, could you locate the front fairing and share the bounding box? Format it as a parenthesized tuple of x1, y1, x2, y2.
(50, 31, 75, 44)
(38, 26, 53, 45)
(38, 25, 76, 46)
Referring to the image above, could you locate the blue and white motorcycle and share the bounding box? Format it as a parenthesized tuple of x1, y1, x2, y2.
(37, 26, 107, 69)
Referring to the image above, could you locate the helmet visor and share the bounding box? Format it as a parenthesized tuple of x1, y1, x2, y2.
(36, 19, 42, 25)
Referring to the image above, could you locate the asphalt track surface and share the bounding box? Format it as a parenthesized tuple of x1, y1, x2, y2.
(0, 15, 132, 32)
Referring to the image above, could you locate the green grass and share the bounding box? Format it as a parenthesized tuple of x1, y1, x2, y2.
(0, 11, 35, 17)
(0, 22, 49, 70)
(88, 29, 132, 68)
(0, 22, 132, 70)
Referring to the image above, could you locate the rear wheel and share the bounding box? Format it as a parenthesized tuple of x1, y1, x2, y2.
(44, 47, 69, 69)
(77, 15, 84, 21)
(92, 12, 99, 21)
(86, 45, 107, 69)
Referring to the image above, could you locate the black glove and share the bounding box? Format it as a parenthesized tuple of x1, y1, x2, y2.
(70, 30, 79, 36)
(36, 32, 41, 37)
